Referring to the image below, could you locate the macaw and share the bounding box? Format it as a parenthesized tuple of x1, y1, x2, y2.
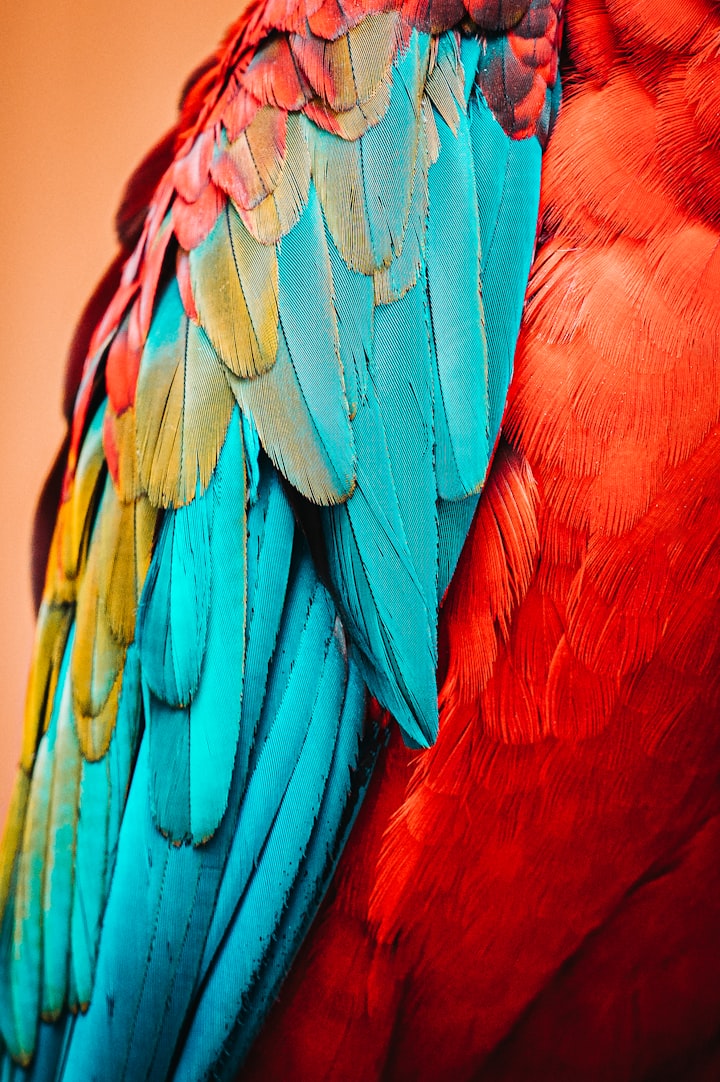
(1, 0, 719, 1079)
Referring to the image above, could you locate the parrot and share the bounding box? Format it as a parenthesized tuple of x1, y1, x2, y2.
(1, 0, 719, 1077)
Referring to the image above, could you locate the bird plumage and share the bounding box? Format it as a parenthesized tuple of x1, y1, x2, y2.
(242, 0, 720, 1077)
(3, 0, 718, 1078)
(0, 1, 563, 1078)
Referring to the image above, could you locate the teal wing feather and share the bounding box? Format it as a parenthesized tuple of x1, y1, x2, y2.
(0, 3, 561, 1077)
(53, 447, 378, 1081)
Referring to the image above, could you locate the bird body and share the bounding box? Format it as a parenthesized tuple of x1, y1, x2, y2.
(1, 0, 718, 1079)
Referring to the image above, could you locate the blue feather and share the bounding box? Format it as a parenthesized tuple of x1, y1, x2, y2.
(359, 31, 428, 265)
(200, 577, 340, 974)
(323, 369, 439, 747)
(175, 604, 367, 1079)
(276, 182, 355, 497)
(144, 412, 246, 844)
(468, 90, 542, 440)
(372, 273, 437, 603)
(57, 737, 191, 1081)
(324, 219, 374, 414)
(426, 101, 488, 501)
(211, 653, 375, 1078)
(8, 682, 59, 1061)
(41, 674, 80, 1022)
(43, 450, 376, 1081)
(240, 469, 295, 749)
(137, 493, 210, 708)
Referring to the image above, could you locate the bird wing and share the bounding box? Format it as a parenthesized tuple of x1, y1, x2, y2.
(0, 0, 561, 1077)
(238, 0, 720, 1076)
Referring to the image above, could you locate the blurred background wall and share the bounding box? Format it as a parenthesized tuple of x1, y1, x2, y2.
(0, 3, 236, 825)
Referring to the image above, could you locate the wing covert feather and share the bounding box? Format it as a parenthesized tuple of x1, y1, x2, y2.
(0, 1, 562, 1073)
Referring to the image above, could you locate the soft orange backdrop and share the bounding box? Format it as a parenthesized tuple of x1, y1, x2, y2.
(0, 4, 236, 826)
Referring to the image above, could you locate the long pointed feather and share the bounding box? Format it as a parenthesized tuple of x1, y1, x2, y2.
(426, 99, 488, 500)
(40, 673, 80, 1022)
(468, 89, 542, 439)
(177, 607, 359, 1079)
(144, 412, 246, 844)
(276, 182, 355, 499)
(138, 493, 210, 708)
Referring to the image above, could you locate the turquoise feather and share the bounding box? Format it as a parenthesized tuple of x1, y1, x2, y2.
(323, 381, 439, 747)
(143, 412, 246, 844)
(48, 447, 377, 1081)
(275, 182, 355, 501)
(41, 674, 80, 1021)
(212, 656, 373, 1077)
(240, 469, 295, 747)
(247, 546, 320, 757)
(6, 650, 63, 1062)
(324, 219, 374, 413)
(58, 738, 185, 1081)
(182, 417, 246, 841)
(426, 102, 488, 501)
(0, 13, 558, 1077)
(177, 603, 365, 1079)
(358, 31, 428, 266)
(372, 273, 437, 602)
(373, 115, 430, 304)
(468, 89, 542, 440)
(201, 574, 338, 973)
(69, 755, 110, 1011)
(71, 684, 135, 1010)
(437, 495, 480, 601)
(137, 492, 210, 708)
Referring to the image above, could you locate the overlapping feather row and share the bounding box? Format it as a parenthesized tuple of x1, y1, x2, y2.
(0, 1, 561, 1072)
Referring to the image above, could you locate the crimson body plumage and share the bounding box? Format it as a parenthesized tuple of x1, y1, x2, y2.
(1, 0, 719, 1079)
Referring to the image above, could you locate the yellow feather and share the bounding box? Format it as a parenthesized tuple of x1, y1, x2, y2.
(237, 112, 311, 244)
(422, 94, 441, 166)
(224, 106, 287, 211)
(71, 535, 126, 761)
(11, 733, 52, 1064)
(304, 32, 425, 276)
(424, 36, 464, 133)
(291, 12, 401, 112)
(95, 485, 157, 645)
(42, 502, 76, 607)
(190, 202, 279, 378)
(305, 128, 376, 273)
(344, 12, 403, 104)
(74, 668, 123, 764)
(110, 408, 142, 504)
(41, 676, 80, 1021)
(136, 310, 234, 508)
(0, 771, 30, 928)
(227, 330, 355, 505)
(305, 76, 392, 141)
(21, 602, 74, 771)
(63, 411, 106, 584)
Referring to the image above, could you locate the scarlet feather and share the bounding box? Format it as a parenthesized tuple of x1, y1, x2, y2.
(242, 0, 720, 1076)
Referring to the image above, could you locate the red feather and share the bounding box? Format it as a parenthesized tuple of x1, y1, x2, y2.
(13, 0, 720, 1074)
(241, 0, 720, 1076)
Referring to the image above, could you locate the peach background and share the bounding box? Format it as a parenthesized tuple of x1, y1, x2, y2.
(0, 4, 236, 826)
